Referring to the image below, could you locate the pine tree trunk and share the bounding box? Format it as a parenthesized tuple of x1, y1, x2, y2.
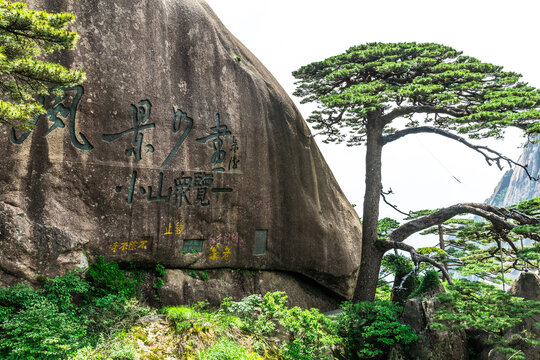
(353, 116, 385, 302)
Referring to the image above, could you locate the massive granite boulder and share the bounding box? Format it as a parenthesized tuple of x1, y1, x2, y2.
(0, 0, 362, 302)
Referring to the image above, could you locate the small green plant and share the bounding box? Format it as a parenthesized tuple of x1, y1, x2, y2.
(280, 305, 337, 360)
(196, 300, 210, 310)
(220, 296, 234, 310)
(200, 270, 210, 281)
(155, 264, 166, 277)
(153, 277, 164, 290)
(409, 270, 441, 299)
(152, 264, 166, 302)
(109, 342, 137, 360)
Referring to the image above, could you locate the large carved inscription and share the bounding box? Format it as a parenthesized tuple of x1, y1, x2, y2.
(8, 87, 257, 263)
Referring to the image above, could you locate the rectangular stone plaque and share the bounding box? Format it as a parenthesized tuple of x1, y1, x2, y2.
(182, 239, 204, 253)
(253, 230, 267, 255)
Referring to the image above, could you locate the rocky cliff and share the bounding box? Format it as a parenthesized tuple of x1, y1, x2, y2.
(0, 0, 362, 305)
(487, 139, 540, 206)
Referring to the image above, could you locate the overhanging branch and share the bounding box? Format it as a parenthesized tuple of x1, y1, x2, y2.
(381, 126, 539, 181)
(375, 202, 540, 285)
(384, 203, 519, 245)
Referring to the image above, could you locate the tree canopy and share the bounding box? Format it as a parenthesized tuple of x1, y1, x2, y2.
(0, 0, 85, 129)
(293, 42, 540, 144)
(293, 42, 540, 301)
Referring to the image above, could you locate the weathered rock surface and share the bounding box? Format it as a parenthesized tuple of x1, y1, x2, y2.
(397, 296, 469, 360)
(0, 0, 362, 303)
(469, 274, 540, 360)
(158, 269, 342, 312)
(509, 271, 540, 301)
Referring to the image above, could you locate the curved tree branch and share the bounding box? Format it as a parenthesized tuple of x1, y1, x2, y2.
(383, 203, 516, 245)
(375, 202, 540, 284)
(381, 126, 539, 181)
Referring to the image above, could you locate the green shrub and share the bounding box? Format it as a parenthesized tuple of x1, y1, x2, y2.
(0, 258, 150, 359)
(281, 306, 337, 360)
(337, 300, 417, 359)
(109, 343, 137, 360)
(200, 270, 210, 281)
(433, 280, 540, 359)
(86, 256, 140, 299)
(224, 294, 262, 317)
(223, 292, 337, 360)
(0, 296, 86, 359)
(155, 264, 166, 277)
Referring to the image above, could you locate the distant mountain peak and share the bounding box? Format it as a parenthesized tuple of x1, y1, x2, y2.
(487, 140, 540, 206)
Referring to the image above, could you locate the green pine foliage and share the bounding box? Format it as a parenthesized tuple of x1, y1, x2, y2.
(380, 254, 420, 303)
(433, 280, 540, 359)
(0, 0, 85, 128)
(408, 270, 440, 299)
(416, 197, 540, 283)
(293, 42, 539, 145)
(377, 217, 400, 239)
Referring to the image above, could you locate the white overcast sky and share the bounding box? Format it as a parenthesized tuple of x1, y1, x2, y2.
(205, 0, 540, 221)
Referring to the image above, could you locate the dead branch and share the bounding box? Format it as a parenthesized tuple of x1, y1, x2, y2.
(380, 188, 412, 217)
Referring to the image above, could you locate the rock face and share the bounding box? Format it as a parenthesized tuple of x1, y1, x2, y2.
(398, 297, 469, 360)
(484, 273, 540, 360)
(158, 269, 342, 312)
(487, 139, 540, 206)
(510, 272, 540, 301)
(0, 0, 362, 303)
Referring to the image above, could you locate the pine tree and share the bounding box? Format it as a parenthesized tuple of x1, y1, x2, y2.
(0, 0, 85, 129)
(293, 42, 540, 301)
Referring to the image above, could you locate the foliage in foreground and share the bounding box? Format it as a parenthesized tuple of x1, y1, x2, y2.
(2, 256, 539, 360)
(0, 0, 85, 128)
(433, 280, 540, 359)
(337, 300, 417, 359)
(220, 292, 338, 360)
(0, 257, 149, 359)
